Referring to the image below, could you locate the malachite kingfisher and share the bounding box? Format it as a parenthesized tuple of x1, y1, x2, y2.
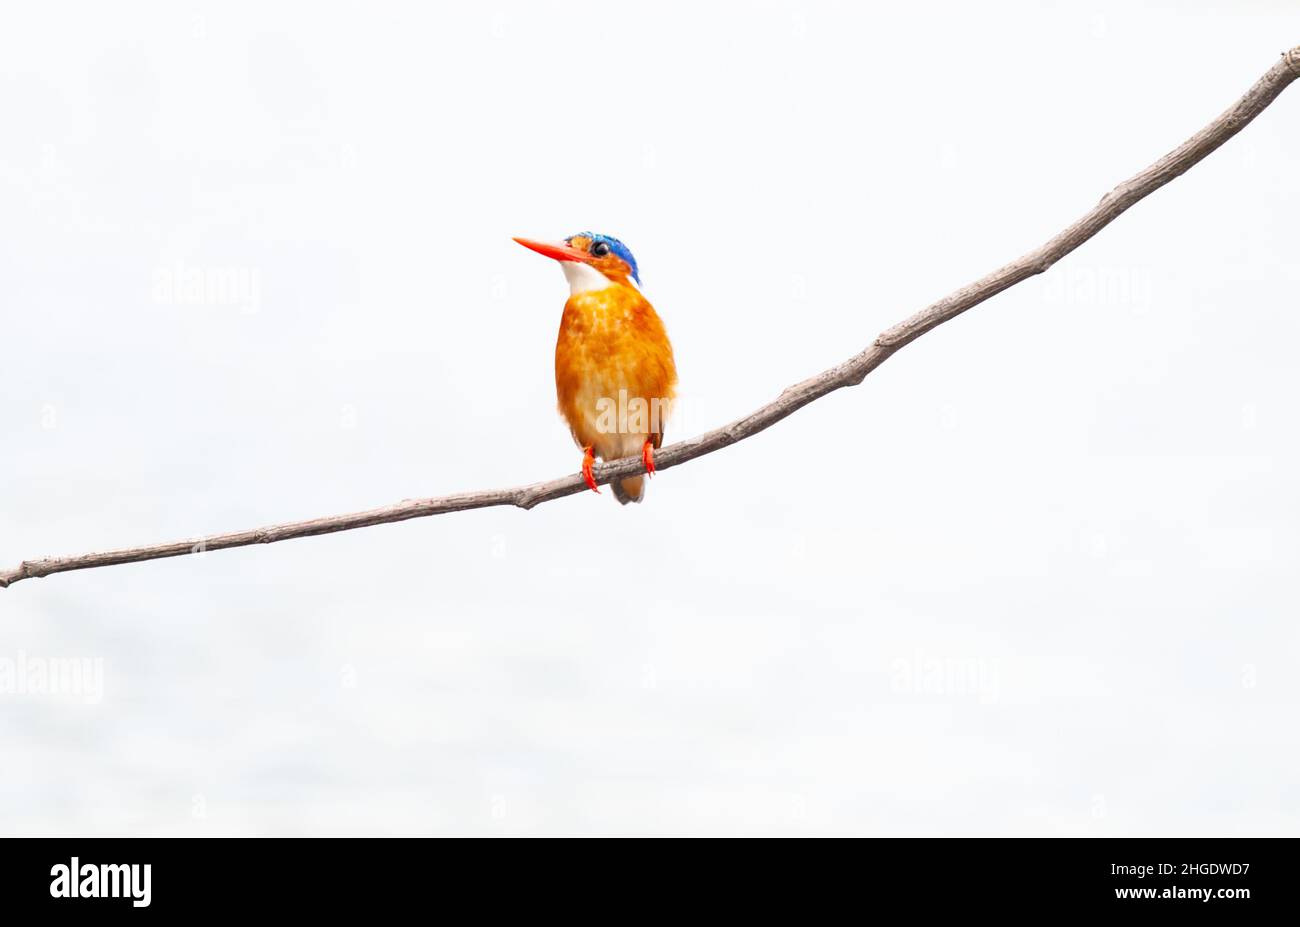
(514, 232, 678, 505)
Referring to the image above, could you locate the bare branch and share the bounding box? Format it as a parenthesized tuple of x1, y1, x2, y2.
(4, 47, 1298, 590)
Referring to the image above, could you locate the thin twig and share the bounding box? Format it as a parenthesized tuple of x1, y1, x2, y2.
(4, 47, 1298, 590)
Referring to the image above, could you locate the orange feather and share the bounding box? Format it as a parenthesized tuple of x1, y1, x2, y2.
(555, 281, 676, 503)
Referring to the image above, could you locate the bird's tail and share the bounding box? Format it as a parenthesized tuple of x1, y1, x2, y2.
(610, 475, 645, 505)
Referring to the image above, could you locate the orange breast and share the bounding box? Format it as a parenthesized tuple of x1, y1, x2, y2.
(554, 283, 677, 460)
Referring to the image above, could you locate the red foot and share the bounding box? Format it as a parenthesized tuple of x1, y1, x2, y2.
(642, 439, 656, 477)
(582, 446, 600, 493)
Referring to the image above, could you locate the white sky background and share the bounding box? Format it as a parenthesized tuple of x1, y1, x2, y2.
(2, 1, 1298, 836)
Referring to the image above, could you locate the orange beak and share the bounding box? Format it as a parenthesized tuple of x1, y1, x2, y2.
(513, 237, 591, 263)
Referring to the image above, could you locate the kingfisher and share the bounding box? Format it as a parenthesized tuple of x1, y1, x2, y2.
(514, 232, 677, 505)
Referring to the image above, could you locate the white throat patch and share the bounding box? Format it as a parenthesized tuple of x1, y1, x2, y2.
(561, 261, 614, 295)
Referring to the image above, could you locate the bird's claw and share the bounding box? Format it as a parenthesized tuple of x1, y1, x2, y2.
(582, 447, 600, 493)
(642, 439, 656, 477)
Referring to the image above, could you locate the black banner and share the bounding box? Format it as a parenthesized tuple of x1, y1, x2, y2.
(0, 837, 1291, 915)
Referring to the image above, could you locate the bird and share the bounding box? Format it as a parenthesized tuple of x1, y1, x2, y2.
(514, 232, 677, 505)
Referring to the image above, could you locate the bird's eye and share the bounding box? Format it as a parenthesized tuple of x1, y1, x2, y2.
(590, 241, 611, 257)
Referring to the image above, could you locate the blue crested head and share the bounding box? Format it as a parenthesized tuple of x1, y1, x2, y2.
(512, 231, 644, 287)
(567, 231, 640, 284)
